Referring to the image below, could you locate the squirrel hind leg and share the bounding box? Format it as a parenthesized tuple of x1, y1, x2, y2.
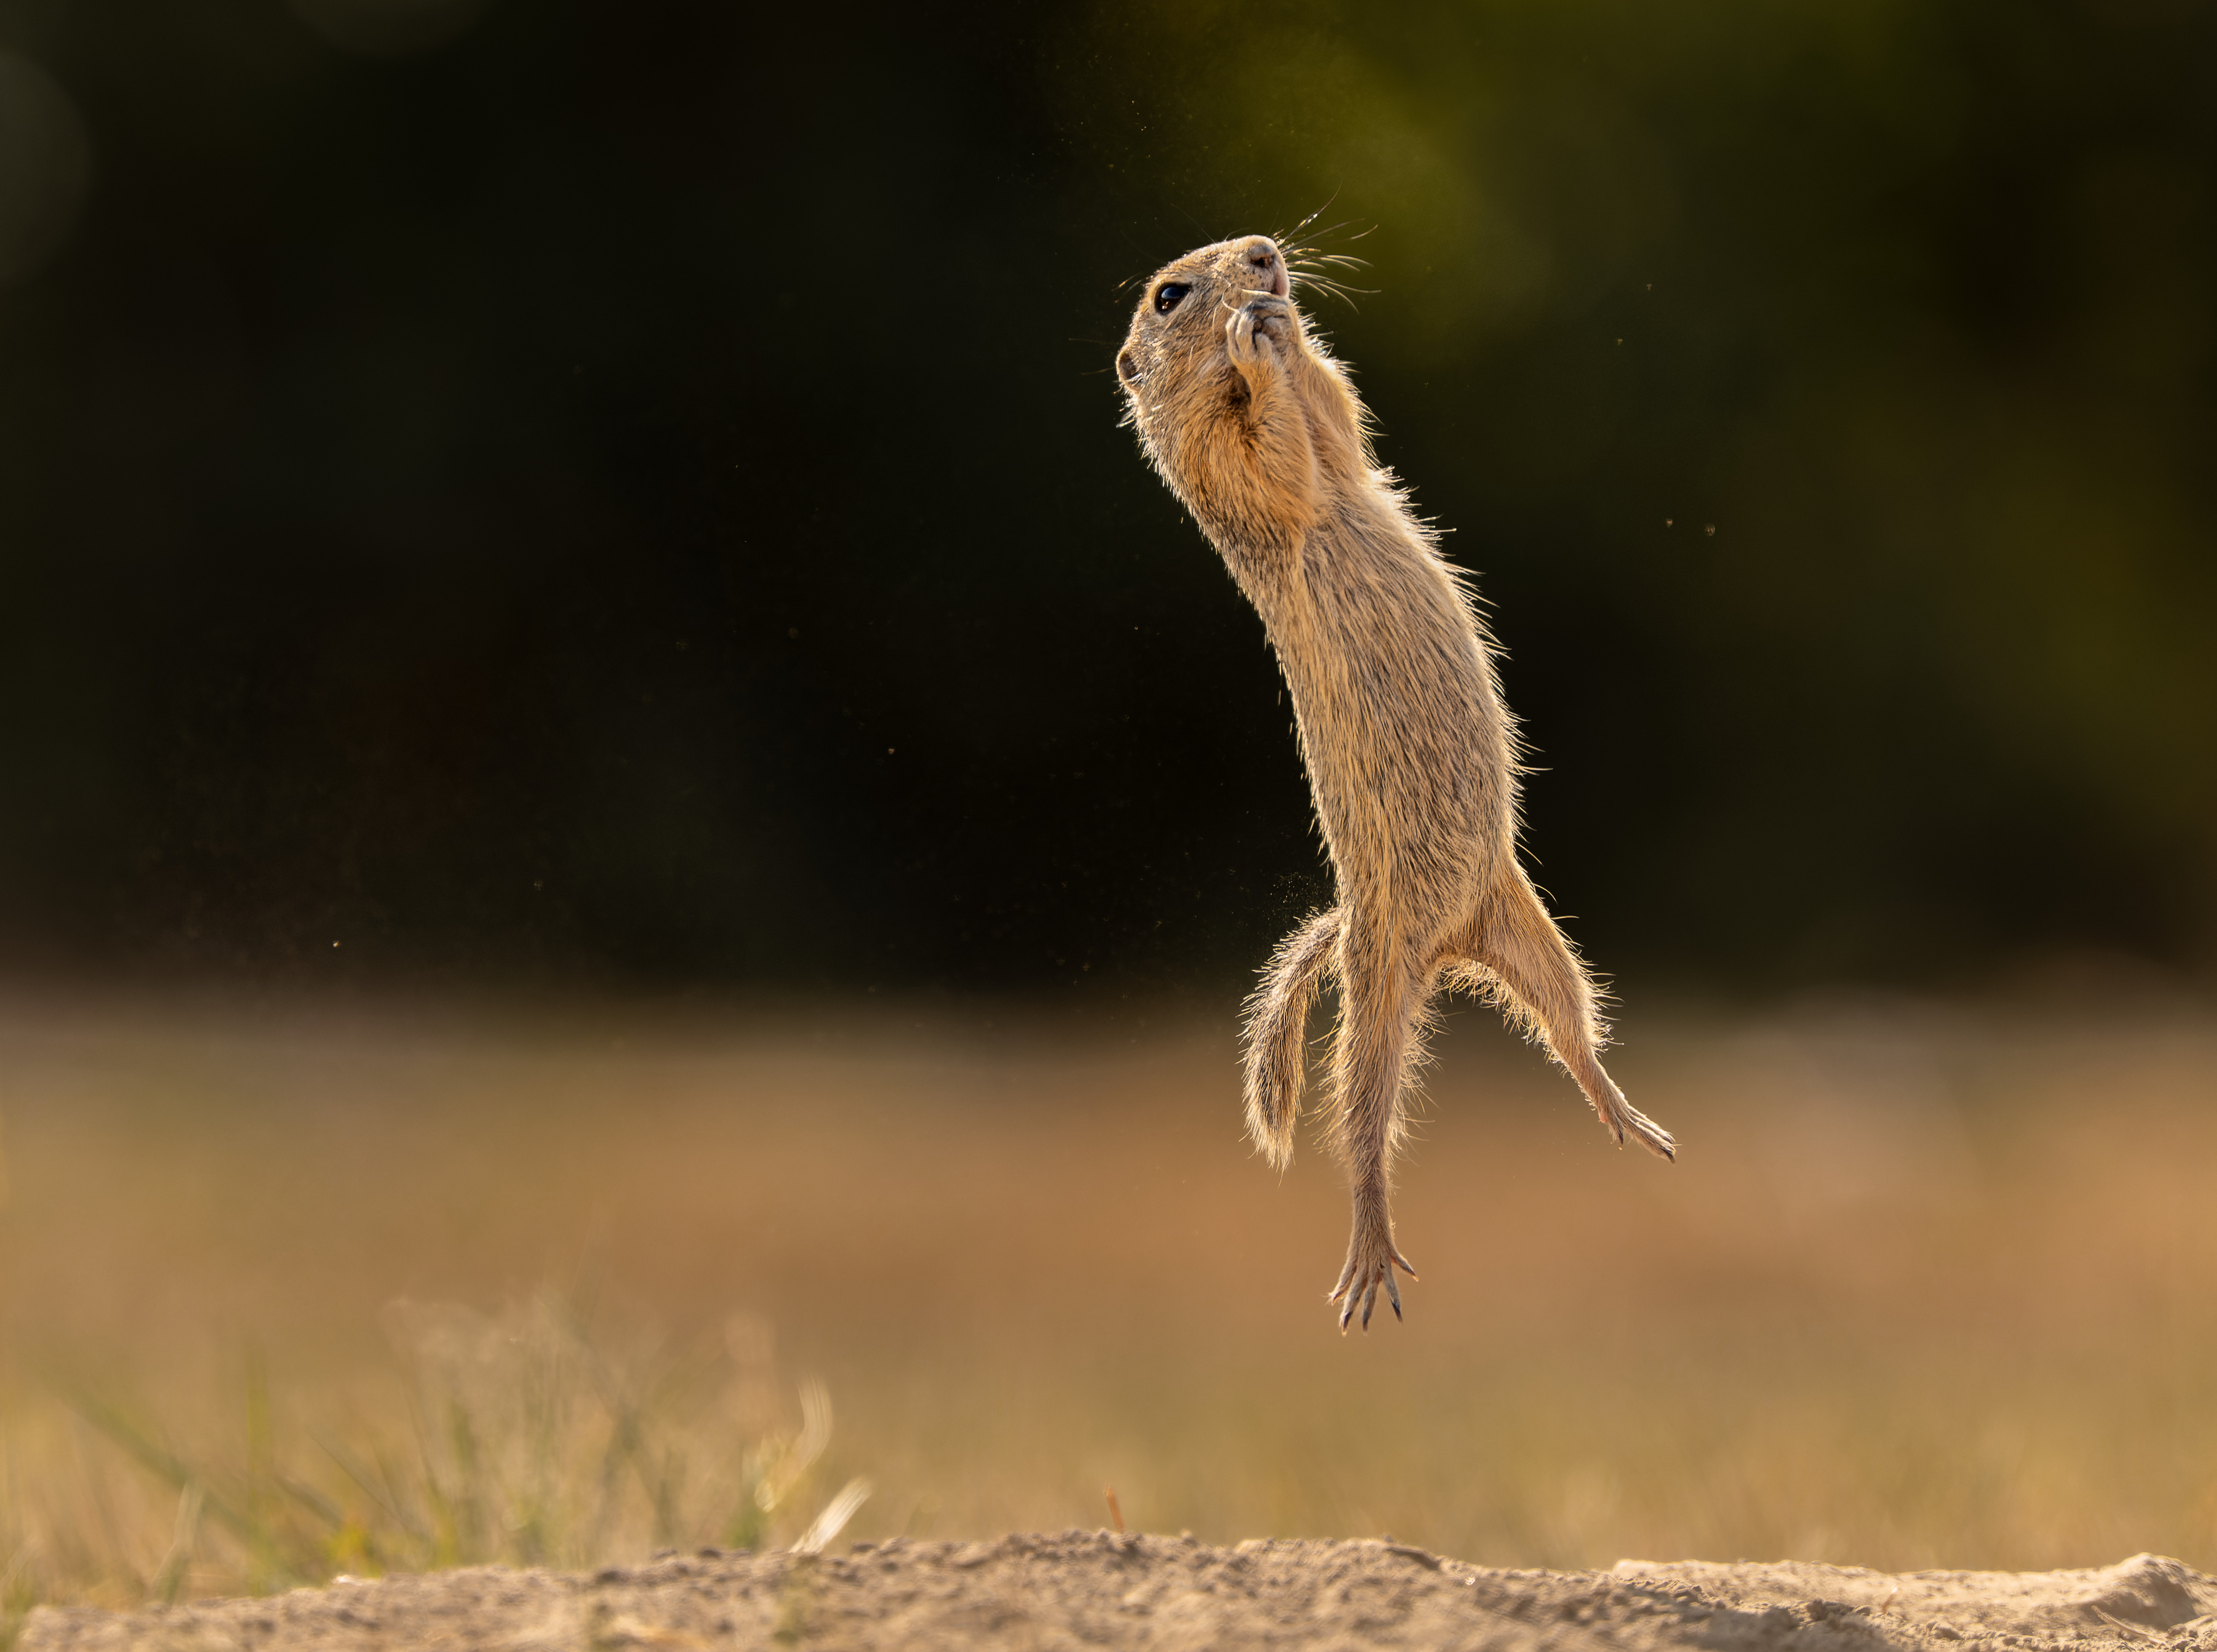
(1241, 906, 1343, 1170)
(1323, 951, 1426, 1331)
(1462, 875, 1677, 1164)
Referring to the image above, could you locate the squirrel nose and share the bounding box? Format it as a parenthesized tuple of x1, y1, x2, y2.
(1245, 237, 1289, 298)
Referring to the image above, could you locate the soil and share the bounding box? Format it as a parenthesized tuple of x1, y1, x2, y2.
(22, 1537, 2217, 1652)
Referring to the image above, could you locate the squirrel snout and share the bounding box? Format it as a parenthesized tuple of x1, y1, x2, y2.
(1244, 237, 1289, 299)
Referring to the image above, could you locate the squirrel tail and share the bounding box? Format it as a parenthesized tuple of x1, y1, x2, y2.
(1241, 906, 1343, 1170)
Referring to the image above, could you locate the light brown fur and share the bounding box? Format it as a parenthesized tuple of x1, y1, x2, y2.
(1115, 234, 1676, 1331)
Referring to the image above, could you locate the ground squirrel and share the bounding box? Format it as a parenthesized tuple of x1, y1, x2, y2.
(1115, 234, 1676, 1331)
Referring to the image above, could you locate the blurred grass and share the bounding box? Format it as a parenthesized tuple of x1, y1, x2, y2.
(0, 989, 2213, 1626)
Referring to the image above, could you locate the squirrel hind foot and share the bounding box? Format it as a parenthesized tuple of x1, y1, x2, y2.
(1329, 1227, 1418, 1333)
(1589, 1078, 1677, 1161)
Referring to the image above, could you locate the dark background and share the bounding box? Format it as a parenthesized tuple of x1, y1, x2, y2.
(1, 0, 2213, 1003)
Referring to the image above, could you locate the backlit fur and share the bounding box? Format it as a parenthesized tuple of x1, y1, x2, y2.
(1115, 235, 1677, 1331)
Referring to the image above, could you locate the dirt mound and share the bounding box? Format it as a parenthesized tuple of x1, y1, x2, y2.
(23, 1536, 2217, 1651)
(1617, 1554, 2217, 1641)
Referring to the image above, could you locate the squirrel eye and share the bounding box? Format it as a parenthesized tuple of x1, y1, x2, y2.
(1154, 282, 1191, 314)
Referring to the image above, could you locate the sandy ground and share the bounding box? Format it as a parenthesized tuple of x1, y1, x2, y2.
(23, 1538, 2217, 1651)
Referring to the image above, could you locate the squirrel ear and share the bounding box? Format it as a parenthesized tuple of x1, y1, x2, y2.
(1115, 346, 1141, 387)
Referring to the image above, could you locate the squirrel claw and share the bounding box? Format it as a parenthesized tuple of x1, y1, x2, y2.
(1329, 1233, 1416, 1333)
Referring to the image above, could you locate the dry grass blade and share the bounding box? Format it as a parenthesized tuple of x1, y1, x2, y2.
(793, 1479, 871, 1557)
(2093, 1608, 2168, 1643)
(147, 1486, 201, 1606)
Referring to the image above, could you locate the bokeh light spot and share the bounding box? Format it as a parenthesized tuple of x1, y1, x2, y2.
(0, 52, 91, 287)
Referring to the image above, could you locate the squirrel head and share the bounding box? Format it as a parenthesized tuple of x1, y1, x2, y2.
(1115, 235, 1294, 430)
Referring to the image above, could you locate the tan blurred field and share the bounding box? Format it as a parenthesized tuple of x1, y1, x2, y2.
(1, 988, 2214, 1619)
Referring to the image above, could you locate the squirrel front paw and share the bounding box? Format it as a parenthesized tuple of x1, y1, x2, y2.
(1226, 296, 1295, 371)
(1248, 294, 1295, 345)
